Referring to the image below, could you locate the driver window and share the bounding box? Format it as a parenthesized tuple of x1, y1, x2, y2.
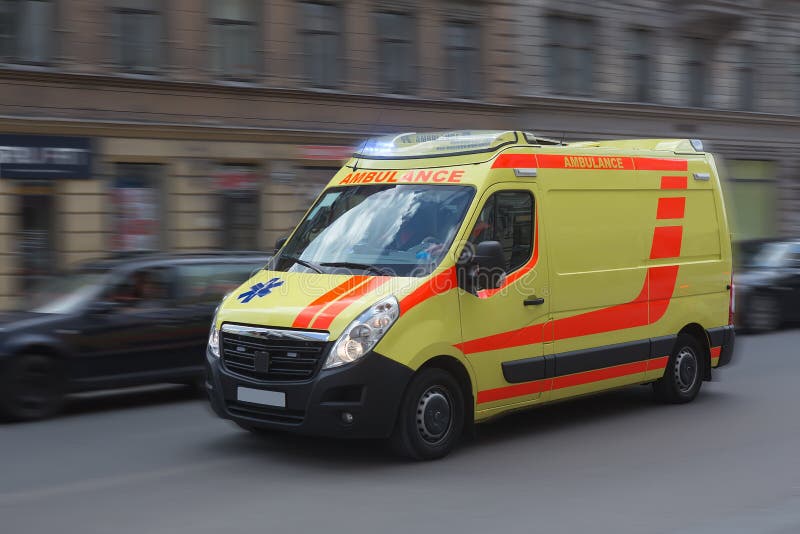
(468, 191, 534, 272)
(107, 268, 172, 312)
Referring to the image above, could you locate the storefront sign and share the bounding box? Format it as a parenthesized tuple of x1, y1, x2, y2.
(0, 134, 92, 179)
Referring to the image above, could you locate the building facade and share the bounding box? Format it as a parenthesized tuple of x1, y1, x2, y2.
(0, 0, 799, 307)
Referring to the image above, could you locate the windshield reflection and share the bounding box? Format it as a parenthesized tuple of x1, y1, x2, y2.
(275, 184, 475, 277)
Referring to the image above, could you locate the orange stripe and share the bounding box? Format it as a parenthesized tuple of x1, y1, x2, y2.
(399, 267, 457, 316)
(551, 361, 648, 390)
(647, 356, 669, 371)
(491, 154, 688, 172)
(710, 346, 721, 358)
(660, 176, 688, 189)
(477, 379, 550, 404)
(656, 197, 686, 219)
(292, 276, 369, 328)
(649, 226, 683, 259)
(310, 277, 390, 330)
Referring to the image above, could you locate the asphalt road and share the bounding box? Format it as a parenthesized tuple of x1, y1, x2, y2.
(2, 331, 799, 534)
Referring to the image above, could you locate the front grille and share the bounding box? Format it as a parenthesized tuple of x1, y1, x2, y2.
(227, 401, 305, 425)
(221, 328, 328, 382)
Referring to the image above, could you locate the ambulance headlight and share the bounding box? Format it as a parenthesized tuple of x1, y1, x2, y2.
(324, 296, 399, 369)
(208, 306, 221, 358)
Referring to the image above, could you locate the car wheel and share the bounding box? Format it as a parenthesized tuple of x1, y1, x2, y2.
(0, 354, 65, 421)
(390, 368, 464, 460)
(653, 334, 704, 404)
(746, 293, 781, 333)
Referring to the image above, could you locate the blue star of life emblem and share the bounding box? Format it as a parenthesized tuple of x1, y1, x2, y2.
(237, 277, 284, 303)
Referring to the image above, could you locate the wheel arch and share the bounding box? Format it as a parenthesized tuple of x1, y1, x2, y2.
(678, 323, 712, 381)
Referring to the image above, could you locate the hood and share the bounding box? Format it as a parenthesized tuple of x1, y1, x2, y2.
(217, 269, 422, 337)
(734, 269, 784, 288)
(0, 311, 67, 334)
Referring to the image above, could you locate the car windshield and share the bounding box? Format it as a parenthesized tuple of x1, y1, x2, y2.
(747, 242, 793, 269)
(27, 270, 110, 314)
(273, 184, 475, 277)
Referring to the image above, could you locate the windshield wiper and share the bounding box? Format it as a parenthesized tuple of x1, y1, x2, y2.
(282, 255, 324, 274)
(320, 262, 391, 276)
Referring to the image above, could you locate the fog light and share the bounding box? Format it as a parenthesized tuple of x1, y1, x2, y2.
(341, 412, 354, 424)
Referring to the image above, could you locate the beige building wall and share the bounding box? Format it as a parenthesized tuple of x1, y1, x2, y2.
(57, 179, 108, 268)
(0, 180, 17, 308)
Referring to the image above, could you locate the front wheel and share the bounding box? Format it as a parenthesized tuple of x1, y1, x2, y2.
(653, 334, 704, 404)
(390, 368, 464, 460)
(0, 354, 65, 421)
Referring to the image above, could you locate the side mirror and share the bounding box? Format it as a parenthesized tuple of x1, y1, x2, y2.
(457, 241, 506, 292)
(274, 237, 288, 254)
(88, 300, 117, 316)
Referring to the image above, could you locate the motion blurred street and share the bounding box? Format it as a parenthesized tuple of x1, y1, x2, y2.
(2, 330, 798, 534)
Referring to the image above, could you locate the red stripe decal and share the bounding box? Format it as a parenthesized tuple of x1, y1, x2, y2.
(649, 226, 683, 259)
(636, 158, 688, 172)
(399, 267, 457, 316)
(477, 379, 550, 404)
(310, 277, 390, 330)
(551, 361, 648, 391)
(491, 154, 687, 172)
(292, 276, 369, 328)
(710, 346, 721, 358)
(492, 153, 537, 169)
(656, 197, 686, 219)
(660, 176, 688, 189)
(457, 265, 680, 355)
(478, 212, 540, 298)
(647, 356, 669, 371)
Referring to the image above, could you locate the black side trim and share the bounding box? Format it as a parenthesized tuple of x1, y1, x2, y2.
(502, 356, 547, 384)
(650, 335, 677, 358)
(554, 339, 650, 377)
(717, 325, 736, 367)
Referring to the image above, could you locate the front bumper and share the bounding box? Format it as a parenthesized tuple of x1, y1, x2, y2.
(205, 347, 413, 439)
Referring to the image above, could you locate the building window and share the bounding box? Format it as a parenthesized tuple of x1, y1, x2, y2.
(547, 15, 594, 97)
(112, 164, 163, 252)
(630, 28, 654, 102)
(738, 43, 755, 111)
(214, 164, 260, 251)
(301, 2, 342, 89)
(445, 21, 480, 99)
(210, 0, 261, 80)
(111, 0, 162, 73)
(0, 0, 54, 64)
(687, 37, 711, 108)
(376, 12, 414, 94)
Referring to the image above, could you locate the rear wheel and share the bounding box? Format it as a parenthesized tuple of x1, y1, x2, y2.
(390, 368, 464, 460)
(0, 354, 65, 421)
(653, 334, 704, 404)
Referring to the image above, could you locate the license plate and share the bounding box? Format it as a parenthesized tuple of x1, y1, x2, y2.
(237, 387, 286, 408)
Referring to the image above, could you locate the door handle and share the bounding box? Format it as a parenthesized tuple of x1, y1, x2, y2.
(524, 297, 545, 306)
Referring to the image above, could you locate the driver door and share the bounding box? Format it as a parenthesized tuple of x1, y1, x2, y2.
(457, 183, 551, 414)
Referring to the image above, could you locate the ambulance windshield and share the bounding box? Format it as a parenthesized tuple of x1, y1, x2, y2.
(272, 185, 475, 277)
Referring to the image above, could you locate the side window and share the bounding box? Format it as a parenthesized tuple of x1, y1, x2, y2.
(106, 267, 173, 312)
(177, 263, 257, 305)
(468, 191, 534, 272)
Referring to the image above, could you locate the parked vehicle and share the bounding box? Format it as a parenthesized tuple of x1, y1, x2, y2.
(0, 252, 267, 421)
(735, 239, 800, 332)
(205, 130, 735, 459)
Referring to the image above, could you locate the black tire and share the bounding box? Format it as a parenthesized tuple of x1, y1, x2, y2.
(745, 293, 781, 333)
(653, 334, 704, 404)
(390, 368, 464, 460)
(0, 354, 65, 421)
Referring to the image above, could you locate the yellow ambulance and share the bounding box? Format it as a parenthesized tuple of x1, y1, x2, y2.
(205, 130, 735, 460)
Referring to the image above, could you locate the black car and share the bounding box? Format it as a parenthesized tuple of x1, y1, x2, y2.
(735, 240, 800, 332)
(0, 252, 268, 421)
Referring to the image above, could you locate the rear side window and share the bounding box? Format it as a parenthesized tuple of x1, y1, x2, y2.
(177, 263, 258, 304)
(468, 191, 534, 272)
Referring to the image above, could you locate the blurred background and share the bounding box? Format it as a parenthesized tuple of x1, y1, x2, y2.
(0, 0, 798, 314)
